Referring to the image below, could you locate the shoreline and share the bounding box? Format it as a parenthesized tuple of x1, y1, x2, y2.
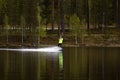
(1, 42, 120, 48)
(1, 33, 120, 48)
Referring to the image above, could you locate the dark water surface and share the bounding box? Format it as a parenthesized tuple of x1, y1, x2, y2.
(0, 47, 120, 80)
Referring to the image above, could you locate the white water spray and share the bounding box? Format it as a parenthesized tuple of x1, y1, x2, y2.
(0, 46, 62, 52)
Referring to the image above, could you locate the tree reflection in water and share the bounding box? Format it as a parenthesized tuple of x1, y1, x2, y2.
(0, 47, 120, 80)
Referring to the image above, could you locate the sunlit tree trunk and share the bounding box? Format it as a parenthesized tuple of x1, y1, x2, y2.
(20, 15, 25, 45)
(36, 5, 41, 45)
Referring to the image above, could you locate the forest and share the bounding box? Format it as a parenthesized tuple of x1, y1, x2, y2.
(0, 0, 120, 46)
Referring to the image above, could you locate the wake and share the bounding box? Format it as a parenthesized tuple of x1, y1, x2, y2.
(0, 46, 62, 52)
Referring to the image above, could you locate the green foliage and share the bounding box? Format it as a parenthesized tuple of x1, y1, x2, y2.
(0, 0, 119, 33)
(70, 14, 80, 35)
(36, 5, 46, 37)
(36, 25, 46, 37)
(70, 14, 87, 36)
(0, 0, 117, 25)
(36, 5, 41, 27)
(70, 14, 87, 44)
(4, 14, 9, 28)
(70, 14, 81, 44)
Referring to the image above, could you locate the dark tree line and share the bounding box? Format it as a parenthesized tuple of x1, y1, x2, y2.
(0, 0, 120, 32)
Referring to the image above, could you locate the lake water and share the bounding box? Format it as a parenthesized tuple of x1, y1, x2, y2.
(0, 47, 120, 80)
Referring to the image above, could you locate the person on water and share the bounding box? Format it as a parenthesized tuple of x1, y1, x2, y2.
(58, 34, 63, 47)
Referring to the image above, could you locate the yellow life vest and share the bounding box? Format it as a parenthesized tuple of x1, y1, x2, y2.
(59, 38, 63, 44)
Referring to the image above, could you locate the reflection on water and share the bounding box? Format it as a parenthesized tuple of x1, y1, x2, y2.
(63, 47, 120, 80)
(0, 50, 63, 80)
(0, 47, 120, 80)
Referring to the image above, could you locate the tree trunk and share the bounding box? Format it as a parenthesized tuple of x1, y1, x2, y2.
(61, 0, 65, 33)
(51, 0, 54, 32)
(46, 22, 48, 32)
(118, 0, 120, 27)
(86, 0, 90, 30)
(116, 0, 120, 27)
(58, 0, 60, 36)
(38, 37, 40, 45)
(75, 34, 78, 45)
(116, 0, 119, 27)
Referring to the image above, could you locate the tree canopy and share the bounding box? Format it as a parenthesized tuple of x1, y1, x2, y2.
(0, 0, 120, 29)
